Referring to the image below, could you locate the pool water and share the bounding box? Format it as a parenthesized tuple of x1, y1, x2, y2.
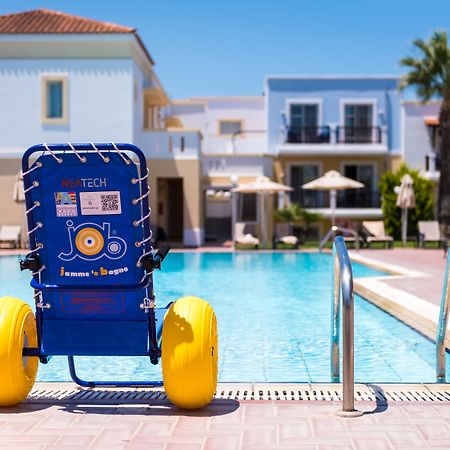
(0, 252, 448, 383)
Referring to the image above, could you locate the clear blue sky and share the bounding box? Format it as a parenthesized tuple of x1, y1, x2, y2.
(2, 0, 450, 98)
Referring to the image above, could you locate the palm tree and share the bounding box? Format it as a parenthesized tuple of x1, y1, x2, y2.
(400, 31, 450, 236)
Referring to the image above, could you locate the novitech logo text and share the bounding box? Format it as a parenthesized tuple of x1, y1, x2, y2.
(61, 178, 108, 189)
(58, 221, 127, 262)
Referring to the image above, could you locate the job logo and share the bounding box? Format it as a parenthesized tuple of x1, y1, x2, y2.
(59, 221, 127, 261)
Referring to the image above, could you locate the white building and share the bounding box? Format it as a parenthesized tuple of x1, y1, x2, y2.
(170, 96, 270, 241)
(401, 101, 440, 182)
(0, 9, 203, 246)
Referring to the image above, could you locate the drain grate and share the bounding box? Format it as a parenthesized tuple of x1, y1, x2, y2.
(25, 384, 450, 404)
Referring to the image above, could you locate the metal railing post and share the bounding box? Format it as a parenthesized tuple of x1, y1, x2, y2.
(436, 250, 450, 382)
(331, 236, 362, 416)
(331, 243, 340, 382)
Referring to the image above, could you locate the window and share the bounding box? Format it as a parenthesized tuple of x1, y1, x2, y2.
(289, 165, 321, 207)
(290, 104, 318, 128)
(344, 164, 374, 189)
(344, 104, 373, 128)
(342, 164, 378, 207)
(42, 76, 68, 124)
(219, 120, 242, 136)
(343, 104, 373, 143)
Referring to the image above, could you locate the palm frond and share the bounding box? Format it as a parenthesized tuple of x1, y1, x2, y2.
(400, 30, 450, 101)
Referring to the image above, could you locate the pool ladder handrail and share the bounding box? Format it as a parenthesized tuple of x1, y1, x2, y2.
(331, 236, 357, 413)
(436, 249, 450, 383)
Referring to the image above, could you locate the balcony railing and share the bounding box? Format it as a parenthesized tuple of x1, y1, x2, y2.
(283, 125, 385, 146)
(336, 126, 382, 144)
(290, 190, 380, 208)
(286, 126, 331, 144)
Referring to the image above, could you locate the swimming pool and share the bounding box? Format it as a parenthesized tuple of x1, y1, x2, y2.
(0, 252, 447, 383)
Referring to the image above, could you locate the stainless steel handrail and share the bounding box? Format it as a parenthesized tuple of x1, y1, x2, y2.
(331, 236, 357, 413)
(436, 250, 450, 382)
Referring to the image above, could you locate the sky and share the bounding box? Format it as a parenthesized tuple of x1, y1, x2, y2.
(1, 0, 450, 99)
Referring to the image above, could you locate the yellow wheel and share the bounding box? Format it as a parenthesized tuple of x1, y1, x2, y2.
(162, 296, 218, 409)
(0, 297, 38, 406)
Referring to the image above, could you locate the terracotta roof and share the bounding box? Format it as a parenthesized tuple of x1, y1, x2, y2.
(0, 8, 134, 34)
(424, 116, 439, 126)
(0, 9, 155, 64)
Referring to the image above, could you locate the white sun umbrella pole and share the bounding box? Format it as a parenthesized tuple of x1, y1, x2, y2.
(396, 174, 415, 247)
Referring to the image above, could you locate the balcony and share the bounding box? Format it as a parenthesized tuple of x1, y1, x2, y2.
(140, 129, 202, 159)
(336, 126, 382, 144)
(423, 152, 440, 182)
(279, 124, 388, 155)
(203, 131, 266, 155)
(290, 190, 381, 209)
(286, 126, 330, 144)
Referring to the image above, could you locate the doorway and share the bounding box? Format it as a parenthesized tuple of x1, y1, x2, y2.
(157, 178, 183, 241)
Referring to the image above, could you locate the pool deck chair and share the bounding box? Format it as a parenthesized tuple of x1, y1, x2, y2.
(362, 221, 394, 249)
(0, 225, 21, 248)
(0, 143, 218, 410)
(235, 222, 259, 248)
(274, 223, 299, 249)
(418, 221, 448, 251)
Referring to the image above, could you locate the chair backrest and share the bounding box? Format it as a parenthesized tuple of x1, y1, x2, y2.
(22, 143, 151, 317)
(418, 221, 441, 240)
(362, 220, 386, 238)
(0, 225, 20, 240)
(235, 222, 246, 239)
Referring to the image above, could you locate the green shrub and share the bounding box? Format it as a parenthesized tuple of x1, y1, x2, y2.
(379, 164, 435, 239)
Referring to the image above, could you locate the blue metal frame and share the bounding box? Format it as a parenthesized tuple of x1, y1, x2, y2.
(67, 356, 163, 387)
(21, 143, 166, 387)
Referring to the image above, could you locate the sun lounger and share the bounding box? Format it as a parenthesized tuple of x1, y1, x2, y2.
(362, 221, 394, 248)
(235, 222, 259, 248)
(418, 221, 448, 250)
(274, 223, 299, 249)
(0, 225, 21, 248)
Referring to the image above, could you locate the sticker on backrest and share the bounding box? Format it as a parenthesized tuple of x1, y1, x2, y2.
(54, 191, 78, 217)
(79, 191, 122, 216)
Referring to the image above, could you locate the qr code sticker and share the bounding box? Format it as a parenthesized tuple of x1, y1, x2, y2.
(80, 191, 122, 215)
(101, 194, 120, 212)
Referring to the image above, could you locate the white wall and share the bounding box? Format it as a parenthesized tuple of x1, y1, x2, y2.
(201, 97, 266, 137)
(171, 97, 267, 155)
(402, 102, 440, 170)
(0, 58, 134, 155)
(170, 102, 206, 133)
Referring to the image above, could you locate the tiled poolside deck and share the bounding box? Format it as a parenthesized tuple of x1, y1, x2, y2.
(350, 248, 446, 307)
(2, 383, 450, 449)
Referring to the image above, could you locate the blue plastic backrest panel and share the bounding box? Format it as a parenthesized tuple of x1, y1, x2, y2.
(22, 143, 153, 321)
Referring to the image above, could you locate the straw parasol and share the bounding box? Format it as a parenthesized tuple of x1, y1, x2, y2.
(302, 170, 364, 226)
(396, 173, 415, 247)
(231, 176, 292, 247)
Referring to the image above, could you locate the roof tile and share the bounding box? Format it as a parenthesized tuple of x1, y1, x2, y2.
(0, 8, 134, 34)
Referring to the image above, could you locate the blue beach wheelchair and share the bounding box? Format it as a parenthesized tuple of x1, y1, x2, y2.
(0, 143, 218, 409)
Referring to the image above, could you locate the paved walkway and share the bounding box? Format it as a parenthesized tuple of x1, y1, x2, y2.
(1, 396, 450, 449)
(350, 248, 447, 306)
